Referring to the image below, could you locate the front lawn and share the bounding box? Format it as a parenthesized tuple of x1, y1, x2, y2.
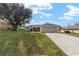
(0, 30, 65, 56)
(63, 33, 79, 38)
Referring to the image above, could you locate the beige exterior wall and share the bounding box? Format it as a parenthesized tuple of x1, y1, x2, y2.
(60, 29, 79, 33)
(0, 22, 11, 30)
(40, 27, 59, 33)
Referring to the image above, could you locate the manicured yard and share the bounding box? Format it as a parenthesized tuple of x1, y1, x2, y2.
(0, 30, 65, 56)
(64, 33, 79, 38)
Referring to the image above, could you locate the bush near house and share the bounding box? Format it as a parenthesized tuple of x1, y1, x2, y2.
(65, 30, 71, 33)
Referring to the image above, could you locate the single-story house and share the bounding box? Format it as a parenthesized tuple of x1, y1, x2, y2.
(28, 23, 61, 33)
(60, 26, 79, 33)
(0, 20, 12, 30)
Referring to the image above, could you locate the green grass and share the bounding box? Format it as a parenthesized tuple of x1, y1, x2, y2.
(0, 30, 65, 56)
(62, 32, 79, 38)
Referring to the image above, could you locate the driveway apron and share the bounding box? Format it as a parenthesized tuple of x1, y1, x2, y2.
(46, 33, 79, 56)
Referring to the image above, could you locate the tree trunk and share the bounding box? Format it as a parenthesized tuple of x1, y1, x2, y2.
(12, 25, 17, 31)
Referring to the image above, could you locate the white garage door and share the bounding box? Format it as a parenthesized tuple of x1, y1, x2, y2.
(41, 27, 58, 33)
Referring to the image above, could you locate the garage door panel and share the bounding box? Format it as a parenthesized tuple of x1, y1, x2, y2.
(41, 27, 58, 33)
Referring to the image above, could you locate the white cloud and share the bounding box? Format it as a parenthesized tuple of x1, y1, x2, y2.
(30, 4, 53, 14)
(59, 5, 79, 20)
(59, 16, 72, 20)
(24, 0, 53, 15)
(45, 13, 53, 16)
(24, 0, 52, 7)
(39, 11, 53, 19)
(65, 5, 79, 16)
(24, 0, 54, 18)
(39, 11, 53, 16)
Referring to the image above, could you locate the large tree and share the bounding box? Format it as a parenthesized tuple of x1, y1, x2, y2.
(0, 3, 32, 31)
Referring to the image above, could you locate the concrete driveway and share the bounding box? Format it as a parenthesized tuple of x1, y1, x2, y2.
(46, 33, 79, 56)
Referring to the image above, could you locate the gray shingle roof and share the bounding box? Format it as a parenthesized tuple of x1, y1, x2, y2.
(30, 23, 61, 28)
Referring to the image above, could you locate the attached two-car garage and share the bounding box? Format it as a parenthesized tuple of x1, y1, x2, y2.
(40, 27, 60, 33)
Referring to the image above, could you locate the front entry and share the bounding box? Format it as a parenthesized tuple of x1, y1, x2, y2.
(31, 27, 40, 32)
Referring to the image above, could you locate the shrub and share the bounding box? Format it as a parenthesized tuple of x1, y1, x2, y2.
(65, 30, 71, 33)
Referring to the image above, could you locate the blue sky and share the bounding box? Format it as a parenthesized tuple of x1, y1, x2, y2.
(1, 1, 79, 27)
(24, 1, 79, 26)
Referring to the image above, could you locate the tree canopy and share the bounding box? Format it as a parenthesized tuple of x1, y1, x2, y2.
(0, 3, 32, 31)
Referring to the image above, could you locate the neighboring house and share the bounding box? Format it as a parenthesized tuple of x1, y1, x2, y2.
(0, 20, 11, 30)
(61, 26, 79, 33)
(28, 23, 61, 33)
(18, 26, 26, 30)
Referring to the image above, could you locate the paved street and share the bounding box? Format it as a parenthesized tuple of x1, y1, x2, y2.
(46, 33, 79, 56)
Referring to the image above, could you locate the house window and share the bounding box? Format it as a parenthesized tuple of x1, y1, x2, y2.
(32, 27, 40, 32)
